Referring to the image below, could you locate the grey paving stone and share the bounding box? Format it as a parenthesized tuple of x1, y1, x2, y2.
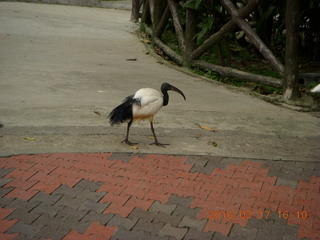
(167, 194, 193, 208)
(77, 188, 106, 202)
(133, 219, 164, 235)
(36, 226, 69, 240)
(186, 156, 209, 167)
(0, 168, 14, 178)
(0, 177, 13, 187)
(74, 178, 104, 192)
(7, 208, 41, 225)
(5, 199, 40, 212)
(229, 223, 258, 240)
(78, 199, 109, 213)
(158, 223, 188, 240)
(172, 205, 200, 218)
(184, 228, 215, 240)
(108, 153, 138, 163)
(80, 211, 114, 225)
(55, 195, 84, 208)
(149, 201, 176, 214)
(6, 221, 42, 237)
(31, 203, 64, 217)
(0, 187, 14, 200)
(107, 215, 138, 230)
(55, 206, 88, 221)
(129, 207, 157, 222)
(111, 227, 154, 240)
(30, 191, 62, 205)
(153, 212, 183, 227)
(62, 217, 91, 234)
(52, 184, 82, 197)
(178, 216, 206, 231)
(275, 177, 298, 188)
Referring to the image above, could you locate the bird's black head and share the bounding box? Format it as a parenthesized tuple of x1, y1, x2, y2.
(161, 82, 186, 106)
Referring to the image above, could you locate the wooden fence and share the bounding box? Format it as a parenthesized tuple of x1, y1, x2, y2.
(132, 0, 304, 100)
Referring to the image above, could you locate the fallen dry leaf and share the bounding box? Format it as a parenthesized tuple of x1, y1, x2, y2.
(126, 58, 137, 61)
(198, 124, 217, 132)
(25, 137, 36, 141)
(142, 39, 151, 44)
(130, 145, 138, 150)
(94, 111, 101, 116)
(208, 140, 218, 147)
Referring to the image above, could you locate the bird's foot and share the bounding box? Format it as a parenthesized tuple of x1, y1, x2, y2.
(150, 142, 169, 148)
(121, 139, 138, 146)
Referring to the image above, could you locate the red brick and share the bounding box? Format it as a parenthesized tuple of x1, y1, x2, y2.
(232, 165, 248, 174)
(29, 182, 60, 194)
(239, 180, 263, 191)
(4, 188, 39, 201)
(5, 179, 37, 190)
(97, 183, 126, 195)
(0, 208, 15, 220)
(306, 191, 320, 201)
(254, 199, 279, 212)
(55, 175, 81, 187)
(298, 227, 320, 240)
(124, 196, 154, 211)
(278, 200, 302, 213)
(144, 190, 170, 204)
(0, 219, 18, 233)
(269, 188, 294, 203)
(233, 171, 255, 182)
(254, 175, 277, 185)
(62, 230, 88, 240)
(103, 203, 135, 217)
(203, 220, 233, 236)
(100, 192, 130, 206)
(191, 198, 212, 209)
(223, 214, 248, 228)
(246, 189, 271, 201)
(297, 181, 319, 192)
(0, 232, 20, 240)
(197, 207, 220, 221)
(212, 168, 235, 178)
(230, 196, 255, 208)
(86, 222, 117, 239)
(29, 163, 57, 174)
(4, 169, 36, 181)
(195, 173, 219, 184)
(121, 186, 148, 200)
(222, 177, 241, 189)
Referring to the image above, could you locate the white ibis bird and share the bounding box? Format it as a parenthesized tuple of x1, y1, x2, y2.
(311, 83, 320, 93)
(109, 82, 186, 146)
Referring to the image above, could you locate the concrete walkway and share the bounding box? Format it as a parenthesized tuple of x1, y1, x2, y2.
(0, 2, 319, 161)
(0, 2, 319, 240)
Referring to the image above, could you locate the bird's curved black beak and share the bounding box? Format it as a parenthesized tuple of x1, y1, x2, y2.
(168, 84, 186, 100)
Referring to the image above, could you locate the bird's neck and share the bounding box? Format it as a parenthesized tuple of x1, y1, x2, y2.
(162, 91, 169, 106)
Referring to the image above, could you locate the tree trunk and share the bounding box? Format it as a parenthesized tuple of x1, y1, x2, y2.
(167, 0, 185, 53)
(283, 0, 301, 101)
(131, 0, 140, 23)
(184, 8, 197, 65)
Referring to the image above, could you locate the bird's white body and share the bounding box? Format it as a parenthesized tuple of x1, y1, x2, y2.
(132, 88, 163, 121)
(311, 83, 320, 93)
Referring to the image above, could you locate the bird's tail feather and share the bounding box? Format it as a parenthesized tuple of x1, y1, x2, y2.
(109, 95, 134, 125)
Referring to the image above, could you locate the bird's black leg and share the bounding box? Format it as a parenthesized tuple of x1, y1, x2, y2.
(121, 120, 137, 145)
(149, 121, 169, 147)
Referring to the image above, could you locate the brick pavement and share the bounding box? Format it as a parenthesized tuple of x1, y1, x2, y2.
(0, 153, 319, 240)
